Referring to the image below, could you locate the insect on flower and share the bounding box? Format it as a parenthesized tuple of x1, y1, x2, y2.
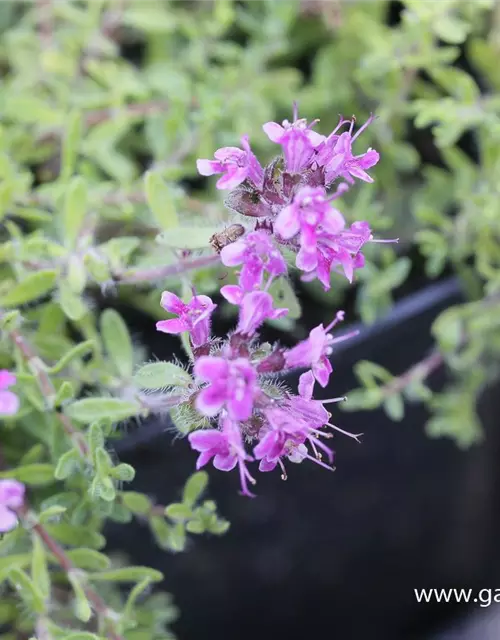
(210, 224, 246, 253)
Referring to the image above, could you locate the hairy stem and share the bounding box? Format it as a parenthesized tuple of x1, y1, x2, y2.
(112, 253, 220, 284)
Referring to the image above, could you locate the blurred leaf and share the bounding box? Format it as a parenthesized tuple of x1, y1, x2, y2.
(0, 270, 58, 308)
(157, 226, 219, 249)
(100, 309, 134, 379)
(182, 471, 208, 507)
(61, 111, 82, 181)
(0, 465, 55, 486)
(88, 566, 163, 583)
(144, 171, 179, 230)
(65, 398, 141, 424)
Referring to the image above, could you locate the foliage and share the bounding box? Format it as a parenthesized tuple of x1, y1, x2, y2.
(0, 0, 500, 638)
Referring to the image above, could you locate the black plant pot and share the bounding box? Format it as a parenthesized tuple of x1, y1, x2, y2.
(106, 277, 500, 640)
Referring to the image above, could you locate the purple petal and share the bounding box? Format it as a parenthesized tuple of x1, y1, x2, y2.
(306, 130, 326, 147)
(259, 458, 278, 472)
(216, 167, 248, 190)
(262, 121, 285, 143)
(227, 392, 254, 422)
(196, 451, 214, 469)
(313, 357, 332, 388)
(0, 391, 19, 416)
(214, 146, 244, 162)
(0, 479, 25, 507)
(347, 166, 374, 183)
(195, 386, 226, 417)
(188, 429, 226, 452)
(197, 159, 224, 176)
(213, 453, 238, 472)
(194, 356, 228, 381)
(296, 247, 318, 272)
(274, 205, 300, 239)
(0, 370, 16, 390)
(298, 370, 315, 399)
(221, 285, 244, 305)
(160, 291, 186, 314)
(220, 240, 246, 267)
(0, 506, 17, 533)
(156, 318, 189, 335)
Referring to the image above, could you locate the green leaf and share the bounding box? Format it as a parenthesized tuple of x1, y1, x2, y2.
(100, 309, 134, 379)
(54, 381, 76, 406)
(0, 554, 32, 581)
(65, 398, 141, 424)
(165, 503, 192, 521)
(120, 491, 152, 515)
(157, 226, 219, 249)
(61, 111, 82, 181)
(66, 549, 111, 571)
(31, 535, 50, 600)
(88, 566, 163, 583)
(68, 572, 92, 622)
(123, 578, 152, 619)
(58, 280, 87, 321)
(88, 422, 105, 461)
(168, 522, 186, 552)
(44, 524, 105, 549)
(182, 471, 208, 507)
(268, 278, 301, 320)
(432, 308, 462, 352)
(383, 394, 405, 422)
(144, 171, 179, 230)
(38, 505, 67, 523)
(63, 176, 88, 248)
(133, 362, 191, 389)
(48, 340, 94, 374)
(54, 449, 81, 480)
(0, 464, 55, 486)
(7, 568, 45, 613)
(0, 270, 58, 308)
(111, 463, 135, 482)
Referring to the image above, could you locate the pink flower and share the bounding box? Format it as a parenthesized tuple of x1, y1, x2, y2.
(263, 104, 325, 173)
(284, 312, 355, 387)
(188, 416, 255, 496)
(197, 135, 264, 190)
(0, 479, 24, 532)
(301, 221, 372, 287)
(236, 291, 288, 336)
(317, 116, 379, 185)
(325, 133, 379, 184)
(156, 292, 216, 348)
(220, 230, 287, 291)
(194, 356, 259, 421)
(274, 186, 345, 272)
(0, 371, 19, 416)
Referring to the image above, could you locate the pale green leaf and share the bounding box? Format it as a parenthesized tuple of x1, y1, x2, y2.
(0, 270, 58, 308)
(144, 171, 179, 230)
(100, 309, 134, 379)
(133, 362, 191, 389)
(65, 398, 141, 424)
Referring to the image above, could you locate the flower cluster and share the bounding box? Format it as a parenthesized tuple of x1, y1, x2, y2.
(156, 106, 388, 496)
(157, 287, 362, 496)
(197, 105, 391, 290)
